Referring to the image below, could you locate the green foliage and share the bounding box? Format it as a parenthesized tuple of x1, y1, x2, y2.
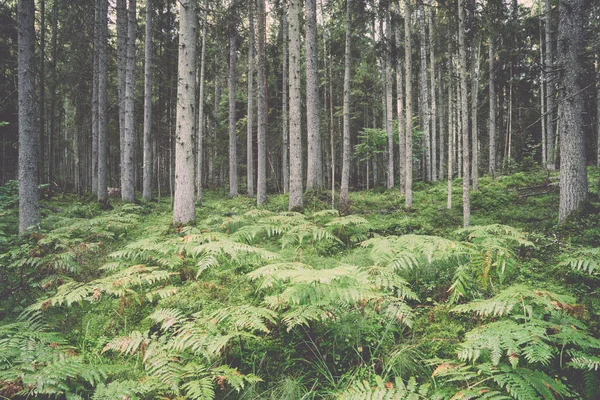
(338, 376, 432, 400)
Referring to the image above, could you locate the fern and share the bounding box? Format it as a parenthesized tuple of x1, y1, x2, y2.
(339, 376, 431, 399)
(559, 247, 600, 275)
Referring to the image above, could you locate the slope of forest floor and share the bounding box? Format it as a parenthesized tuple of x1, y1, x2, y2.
(1, 168, 600, 399)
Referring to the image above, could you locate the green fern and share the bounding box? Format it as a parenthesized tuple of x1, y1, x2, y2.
(559, 247, 600, 275)
(338, 376, 431, 400)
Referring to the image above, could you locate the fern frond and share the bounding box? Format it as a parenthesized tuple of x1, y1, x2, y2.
(209, 305, 277, 334)
(148, 308, 187, 330)
(481, 364, 570, 400)
(559, 247, 600, 275)
(102, 330, 150, 355)
(339, 376, 430, 400)
(568, 351, 600, 371)
(281, 223, 341, 248)
(281, 305, 329, 331)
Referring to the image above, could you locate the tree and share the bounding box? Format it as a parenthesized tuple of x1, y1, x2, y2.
(557, 0, 587, 223)
(18, 0, 39, 234)
(428, 3, 437, 182)
(91, 0, 99, 196)
(544, 0, 556, 170)
(458, 0, 470, 227)
(228, 6, 238, 198)
(288, 0, 303, 210)
(418, 0, 430, 182)
(117, 0, 127, 196)
(257, 0, 268, 205)
(142, 0, 153, 201)
(173, 0, 197, 225)
(394, 0, 405, 194)
(122, 0, 136, 203)
(305, 0, 323, 191)
(281, 9, 289, 194)
(470, 40, 480, 191)
(404, 0, 413, 208)
(487, 0, 497, 177)
(339, 0, 352, 210)
(384, 3, 394, 190)
(247, 0, 255, 197)
(197, 0, 208, 203)
(97, 0, 108, 203)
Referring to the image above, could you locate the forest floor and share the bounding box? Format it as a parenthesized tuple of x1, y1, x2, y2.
(1, 168, 600, 399)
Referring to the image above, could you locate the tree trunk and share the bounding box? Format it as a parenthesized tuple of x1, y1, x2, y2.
(18, 0, 40, 234)
(306, 0, 322, 190)
(458, 0, 470, 227)
(557, 0, 587, 224)
(247, 0, 255, 197)
(173, 0, 197, 224)
(122, 0, 136, 202)
(339, 0, 352, 210)
(39, 0, 45, 188)
(470, 40, 480, 191)
(596, 50, 600, 169)
(385, 4, 394, 190)
(91, 0, 99, 195)
(117, 0, 127, 195)
(257, 0, 268, 205)
(48, 0, 58, 198)
(142, 0, 153, 201)
(438, 67, 444, 180)
(419, 1, 430, 182)
(98, 0, 108, 203)
(540, 15, 547, 167)
(394, 0, 404, 194)
(228, 12, 238, 197)
(545, 0, 555, 170)
(281, 11, 289, 194)
(447, 60, 453, 209)
(428, 4, 437, 182)
(197, 0, 208, 202)
(488, 36, 496, 176)
(288, 0, 303, 210)
(404, 0, 413, 208)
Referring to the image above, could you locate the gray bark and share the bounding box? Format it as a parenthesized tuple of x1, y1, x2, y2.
(458, 0, 470, 227)
(447, 61, 453, 209)
(98, 0, 108, 203)
(394, 0, 405, 194)
(173, 0, 197, 225)
(142, 0, 153, 200)
(257, 0, 268, 205)
(488, 36, 496, 176)
(438, 67, 444, 179)
(18, 0, 40, 234)
(470, 40, 480, 191)
(419, 1, 430, 182)
(597, 51, 600, 168)
(247, 0, 255, 197)
(428, 5, 437, 182)
(288, 0, 303, 210)
(197, 0, 207, 202)
(404, 0, 413, 208)
(545, 0, 555, 170)
(385, 6, 394, 189)
(117, 0, 127, 193)
(339, 0, 352, 210)
(305, 0, 323, 190)
(122, 0, 136, 202)
(558, 0, 587, 223)
(228, 16, 238, 197)
(281, 11, 289, 194)
(92, 0, 99, 195)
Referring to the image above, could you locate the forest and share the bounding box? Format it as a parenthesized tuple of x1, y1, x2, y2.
(1, 0, 600, 398)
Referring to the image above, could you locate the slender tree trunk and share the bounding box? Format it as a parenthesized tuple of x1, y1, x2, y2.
(438, 67, 445, 179)
(173, 0, 197, 224)
(545, 0, 555, 170)
(122, 0, 136, 202)
(306, 0, 322, 190)
(428, 4, 437, 182)
(39, 0, 45, 187)
(117, 0, 127, 188)
(281, 11, 289, 194)
(98, 0, 108, 203)
(447, 62, 453, 209)
(395, 0, 405, 194)
(558, 0, 586, 223)
(596, 50, 600, 169)
(458, 0, 470, 227)
(228, 14, 238, 197)
(91, 0, 99, 195)
(142, 0, 153, 200)
(404, 0, 413, 208)
(339, 0, 352, 210)
(18, 0, 40, 234)
(488, 36, 496, 176)
(48, 0, 58, 198)
(247, 0, 255, 197)
(471, 40, 480, 191)
(257, 0, 268, 205)
(197, 0, 207, 202)
(540, 14, 547, 167)
(329, 35, 335, 207)
(288, 0, 303, 210)
(419, 1, 430, 182)
(385, 4, 394, 189)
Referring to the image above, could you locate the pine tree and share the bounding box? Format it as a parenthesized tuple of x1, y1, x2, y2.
(340, 0, 352, 210)
(142, 0, 153, 201)
(288, 0, 303, 210)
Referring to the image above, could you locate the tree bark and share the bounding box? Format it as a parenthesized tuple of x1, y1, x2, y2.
(98, 0, 108, 203)
(470, 40, 480, 191)
(447, 59, 453, 209)
(257, 0, 268, 205)
(385, 4, 394, 190)
(306, 0, 323, 190)
(339, 0, 352, 210)
(173, 0, 197, 225)
(545, 0, 555, 170)
(281, 10, 289, 194)
(288, 0, 303, 210)
(142, 0, 153, 201)
(557, 0, 587, 224)
(404, 0, 413, 208)
(394, 0, 404, 194)
(48, 0, 58, 198)
(197, 0, 208, 202)
(419, 1, 430, 182)
(228, 9, 238, 198)
(117, 0, 127, 195)
(488, 36, 496, 176)
(247, 0, 255, 197)
(39, 0, 45, 188)
(18, 0, 40, 234)
(428, 4, 437, 182)
(122, 0, 136, 202)
(91, 0, 99, 195)
(458, 0, 470, 227)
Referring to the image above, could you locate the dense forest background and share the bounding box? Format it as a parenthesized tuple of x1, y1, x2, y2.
(2, 0, 600, 398)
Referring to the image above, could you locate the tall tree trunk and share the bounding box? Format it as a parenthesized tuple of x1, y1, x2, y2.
(306, 0, 322, 190)
(197, 0, 207, 202)
(596, 50, 600, 169)
(458, 0, 470, 227)
(428, 4, 437, 182)
(557, 0, 586, 223)
(540, 15, 547, 167)
(419, 1, 430, 182)
(404, 0, 413, 208)
(257, 0, 268, 205)
(488, 36, 496, 176)
(395, 0, 404, 194)
(91, 0, 99, 195)
(447, 60, 453, 209)
(470, 40, 480, 191)
(122, 0, 136, 202)
(39, 0, 45, 187)
(48, 0, 58, 198)
(247, 0, 255, 197)
(339, 0, 352, 210)
(288, 0, 303, 210)
(545, 0, 555, 170)
(173, 0, 197, 224)
(281, 11, 289, 194)
(228, 12, 238, 197)
(142, 0, 153, 201)
(98, 0, 108, 203)
(117, 0, 127, 191)
(385, 4, 394, 190)
(438, 67, 444, 180)
(18, 0, 39, 234)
